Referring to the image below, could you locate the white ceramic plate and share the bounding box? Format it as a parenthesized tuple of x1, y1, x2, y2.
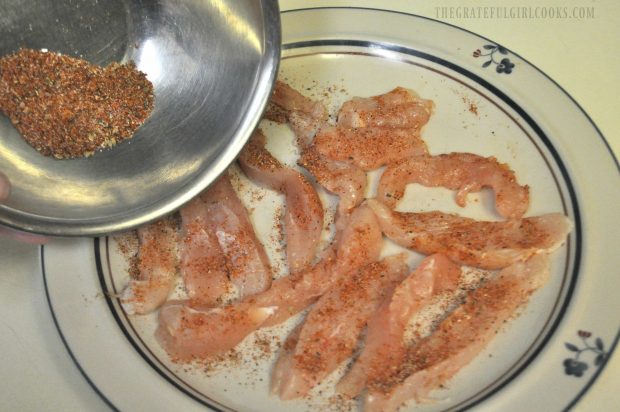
(42, 7, 619, 412)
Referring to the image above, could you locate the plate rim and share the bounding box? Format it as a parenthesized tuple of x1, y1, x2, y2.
(41, 244, 121, 412)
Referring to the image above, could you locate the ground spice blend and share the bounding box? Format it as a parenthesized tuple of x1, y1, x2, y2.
(0, 48, 154, 159)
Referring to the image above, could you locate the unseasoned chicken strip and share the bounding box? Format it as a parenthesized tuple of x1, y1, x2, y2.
(337, 87, 433, 130)
(337, 254, 462, 398)
(367, 199, 571, 269)
(203, 173, 272, 298)
(313, 125, 428, 171)
(378, 153, 530, 218)
(364, 254, 551, 412)
(238, 129, 324, 273)
(298, 145, 367, 218)
(120, 218, 178, 315)
(154, 204, 383, 360)
(271, 254, 410, 400)
(264, 80, 328, 147)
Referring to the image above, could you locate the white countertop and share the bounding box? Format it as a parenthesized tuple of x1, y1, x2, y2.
(1, 0, 617, 411)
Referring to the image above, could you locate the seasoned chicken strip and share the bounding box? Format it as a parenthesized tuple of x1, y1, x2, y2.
(337, 87, 433, 130)
(179, 195, 231, 306)
(266, 82, 366, 219)
(378, 153, 530, 218)
(156, 301, 276, 362)
(367, 199, 571, 269)
(120, 218, 178, 315)
(203, 173, 272, 298)
(313, 125, 428, 171)
(238, 129, 324, 273)
(365, 254, 551, 412)
(337, 254, 462, 398)
(298, 145, 367, 218)
(264, 80, 328, 147)
(155, 204, 383, 360)
(271, 254, 410, 400)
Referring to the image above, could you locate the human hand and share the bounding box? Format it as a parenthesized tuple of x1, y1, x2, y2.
(0, 172, 49, 244)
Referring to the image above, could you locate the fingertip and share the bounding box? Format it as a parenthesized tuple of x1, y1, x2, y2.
(0, 173, 49, 244)
(0, 226, 50, 245)
(16, 233, 50, 245)
(0, 171, 10, 201)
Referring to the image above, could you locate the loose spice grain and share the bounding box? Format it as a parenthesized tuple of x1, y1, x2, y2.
(0, 48, 154, 159)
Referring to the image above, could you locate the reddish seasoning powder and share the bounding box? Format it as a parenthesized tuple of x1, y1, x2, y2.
(0, 48, 154, 159)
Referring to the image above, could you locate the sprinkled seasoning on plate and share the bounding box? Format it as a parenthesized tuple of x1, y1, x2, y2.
(0, 48, 154, 159)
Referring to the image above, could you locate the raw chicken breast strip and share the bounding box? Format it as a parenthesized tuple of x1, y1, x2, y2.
(155, 253, 336, 362)
(377, 153, 530, 218)
(264, 82, 367, 219)
(298, 145, 367, 218)
(156, 301, 276, 362)
(120, 218, 179, 315)
(264, 80, 328, 147)
(238, 129, 324, 273)
(271, 254, 410, 400)
(313, 125, 428, 171)
(337, 87, 433, 130)
(367, 199, 571, 269)
(337, 254, 462, 398)
(364, 254, 551, 412)
(203, 172, 272, 298)
(155, 204, 383, 360)
(179, 194, 231, 306)
(269, 323, 303, 397)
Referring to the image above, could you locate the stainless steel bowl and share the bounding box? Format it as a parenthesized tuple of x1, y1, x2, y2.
(0, 0, 280, 236)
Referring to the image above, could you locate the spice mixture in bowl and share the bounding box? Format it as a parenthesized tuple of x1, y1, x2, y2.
(0, 0, 280, 236)
(0, 48, 154, 159)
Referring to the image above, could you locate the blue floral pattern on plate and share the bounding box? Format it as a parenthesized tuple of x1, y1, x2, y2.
(564, 330, 607, 377)
(473, 44, 515, 74)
